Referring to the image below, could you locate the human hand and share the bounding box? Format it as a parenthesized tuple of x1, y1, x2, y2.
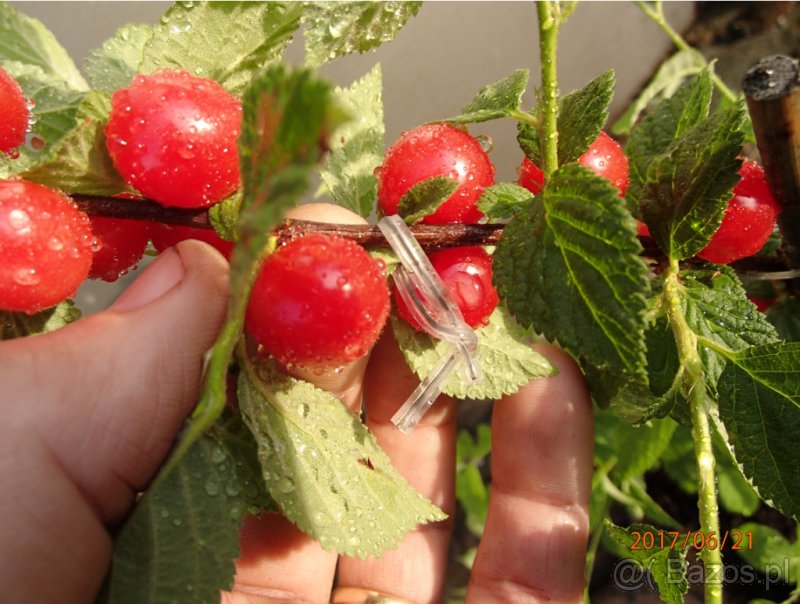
(0, 204, 592, 604)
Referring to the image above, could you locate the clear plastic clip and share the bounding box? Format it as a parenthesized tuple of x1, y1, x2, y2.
(378, 216, 482, 433)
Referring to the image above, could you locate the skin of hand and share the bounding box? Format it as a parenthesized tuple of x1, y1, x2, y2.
(0, 203, 593, 604)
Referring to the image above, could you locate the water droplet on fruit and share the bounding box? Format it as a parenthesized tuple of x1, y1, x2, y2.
(7, 208, 31, 234)
(47, 236, 64, 251)
(14, 267, 40, 286)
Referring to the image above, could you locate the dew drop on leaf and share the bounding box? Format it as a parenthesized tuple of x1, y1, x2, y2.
(204, 477, 221, 496)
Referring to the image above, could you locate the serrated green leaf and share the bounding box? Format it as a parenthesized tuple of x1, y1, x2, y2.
(207, 191, 241, 243)
(0, 2, 87, 91)
(604, 520, 689, 604)
(238, 356, 445, 558)
(392, 308, 555, 400)
(767, 298, 800, 342)
(717, 462, 760, 517)
(614, 417, 678, 482)
(397, 175, 458, 225)
(493, 164, 649, 395)
(303, 1, 421, 68)
(716, 342, 800, 519)
(444, 69, 529, 124)
(99, 432, 246, 604)
(612, 49, 706, 136)
(85, 23, 153, 93)
(0, 300, 80, 340)
(0, 61, 85, 177)
(21, 90, 129, 196)
(140, 2, 302, 95)
(626, 70, 713, 208)
(517, 70, 614, 165)
(639, 100, 746, 260)
(477, 183, 534, 221)
(320, 64, 383, 217)
(734, 522, 799, 584)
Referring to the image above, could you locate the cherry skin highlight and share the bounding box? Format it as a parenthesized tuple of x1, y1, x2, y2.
(378, 123, 495, 224)
(0, 67, 29, 156)
(245, 234, 390, 369)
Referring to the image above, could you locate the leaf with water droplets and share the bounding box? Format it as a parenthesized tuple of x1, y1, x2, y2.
(0, 61, 85, 178)
(397, 175, 458, 225)
(443, 69, 529, 124)
(99, 409, 264, 604)
(85, 23, 153, 94)
(477, 183, 534, 221)
(319, 64, 384, 218)
(141, 2, 303, 95)
(0, 2, 87, 91)
(0, 299, 80, 340)
(393, 308, 555, 400)
(238, 354, 446, 558)
(303, 1, 422, 68)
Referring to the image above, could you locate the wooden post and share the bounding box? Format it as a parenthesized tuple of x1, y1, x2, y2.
(743, 55, 800, 266)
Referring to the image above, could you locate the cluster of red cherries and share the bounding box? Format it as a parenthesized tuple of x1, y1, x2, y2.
(0, 65, 782, 370)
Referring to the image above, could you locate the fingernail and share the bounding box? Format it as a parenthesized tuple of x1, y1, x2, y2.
(111, 248, 186, 311)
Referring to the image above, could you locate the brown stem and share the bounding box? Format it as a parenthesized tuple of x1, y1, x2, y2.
(71, 194, 210, 228)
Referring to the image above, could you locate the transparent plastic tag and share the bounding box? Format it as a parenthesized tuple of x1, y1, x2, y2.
(378, 216, 482, 433)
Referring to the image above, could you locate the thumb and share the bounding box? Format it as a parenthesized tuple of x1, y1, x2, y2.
(5, 240, 229, 524)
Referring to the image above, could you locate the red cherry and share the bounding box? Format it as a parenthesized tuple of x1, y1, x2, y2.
(0, 67, 29, 156)
(88, 216, 152, 282)
(0, 180, 94, 313)
(245, 234, 389, 369)
(518, 131, 629, 197)
(105, 69, 242, 208)
(396, 246, 499, 331)
(698, 160, 780, 265)
(151, 224, 234, 260)
(378, 123, 495, 224)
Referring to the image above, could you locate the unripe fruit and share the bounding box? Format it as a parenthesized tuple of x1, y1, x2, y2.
(105, 69, 242, 208)
(698, 160, 780, 265)
(245, 234, 390, 369)
(378, 123, 495, 224)
(0, 67, 29, 156)
(396, 246, 499, 331)
(518, 131, 629, 197)
(0, 180, 94, 313)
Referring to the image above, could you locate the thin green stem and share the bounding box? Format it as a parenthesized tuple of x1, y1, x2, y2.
(536, 0, 559, 178)
(663, 259, 723, 604)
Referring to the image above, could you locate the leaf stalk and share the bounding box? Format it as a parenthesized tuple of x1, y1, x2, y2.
(536, 1, 560, 178)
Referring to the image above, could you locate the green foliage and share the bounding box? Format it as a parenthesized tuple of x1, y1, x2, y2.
(140, 2, 302, 95)
(319, 64, 384, 218)
(767, 298, 800, 342)
(734, 522, 799, 585)
(0, 300, 80, 340)
(444, 69, 529, 124)
(493, 164, 649, 407)
(84, 23, 153, 94)
(392, 308, 555, 400)
(476, 183, 534, 221)
(517, 70, 615, 165)
(397, 175, 459, 225)
(455, 425, 492, 538)
(238, 355, 445, 558)
(302, 1, 422, 68)
(207, 191, 241, 243)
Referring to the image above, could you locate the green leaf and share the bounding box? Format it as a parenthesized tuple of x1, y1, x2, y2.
(477, 183, 534, 221)
(238, 356, 445, 558)
(0, 61, 85, 177)
(99, 431, 247, 604)
(612, 49, 706, 136)
(456, 464, 488, 537)
(493, 164, 649, 395)
(767, 298, 800, 342)
(0, 300, 80, 340)
(626, 70, 713, 208)
(734, 522, 799, 584)
(614, 418, 678, 482)
(638, 100, 746, 260)
(392, 308, 555, 400)
(303, 1, 422, 68)
(85, 23, 153, 93)
(444, 69, 529, 124)
(207, 191, 242, 243)
(21, 90, 130, 196)
(604, 520, 689, 604)
(517, 70, 615, 165)
(716, 342, 800, 519)
(319, 64, 384, 218)
(716, 462, 760, 517)
(397, 175, 458, 225)
(140, 2, 302, 95)
(0, 2, 87, 90)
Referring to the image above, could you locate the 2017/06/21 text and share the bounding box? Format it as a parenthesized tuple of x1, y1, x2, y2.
(630, 530, 754, 552)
